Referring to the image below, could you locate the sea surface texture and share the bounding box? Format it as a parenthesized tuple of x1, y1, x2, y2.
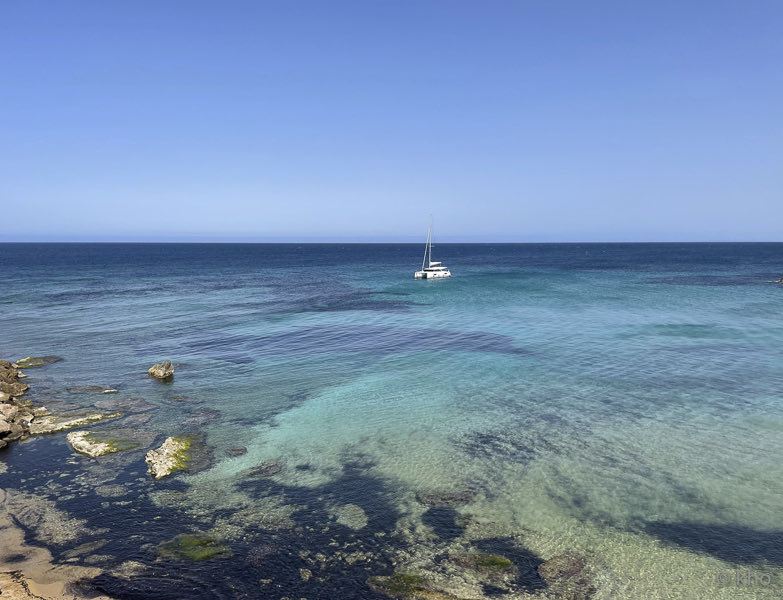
(1, 242, 781, 599)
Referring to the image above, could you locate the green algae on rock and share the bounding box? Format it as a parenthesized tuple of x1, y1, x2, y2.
(450, 553, 515, 574)
(14, 356, 63, 369)
(66, 430, 141, 457)
(367, 573, 464, 600)
(145, 436, 191, 479)
(156, 533, 232, 562)
(28, 412, 123, 435)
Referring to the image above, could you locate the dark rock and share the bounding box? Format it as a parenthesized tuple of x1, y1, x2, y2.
(416, 489, 476, 507)
(244, 460, 283, 478)
(226, 446, 248, 457)
(183, 407, 221, 426)
(94, 397, 156, 413)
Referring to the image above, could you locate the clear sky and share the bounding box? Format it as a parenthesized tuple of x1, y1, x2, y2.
(1, 1, 781, 242)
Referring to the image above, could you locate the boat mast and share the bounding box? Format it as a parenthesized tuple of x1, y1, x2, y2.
(427, 215, 433, 267)
(421, 221, 431, 271)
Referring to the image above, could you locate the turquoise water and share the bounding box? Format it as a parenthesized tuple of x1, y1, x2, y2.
(1, 243, 782, 599)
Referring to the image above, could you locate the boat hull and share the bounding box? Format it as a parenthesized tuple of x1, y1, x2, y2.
(414, 269, 451, 279)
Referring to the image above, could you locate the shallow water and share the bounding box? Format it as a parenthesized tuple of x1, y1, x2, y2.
(1, 242, 782, 599)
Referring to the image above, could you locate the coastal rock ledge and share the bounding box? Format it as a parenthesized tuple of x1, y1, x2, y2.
(146, 437, 190, 479)
(0, 360, 34, 449)
(147, 360, 174, 380)
(66, 431, 119, 457)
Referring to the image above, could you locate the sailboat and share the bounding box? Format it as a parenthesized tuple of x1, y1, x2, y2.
(414, 217, 451, 279)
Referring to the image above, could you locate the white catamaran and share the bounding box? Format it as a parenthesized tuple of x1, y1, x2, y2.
(414, 217, 451, 279)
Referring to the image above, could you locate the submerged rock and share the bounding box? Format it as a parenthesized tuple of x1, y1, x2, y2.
(93, 396, 156, 413)
(450, 552, 518, 580)
(145, 437, 190, 479)
(14, 355, 63, 369)
(244, 459, 283, 478)
(182, 407, 221, 426)
(367, 573, 459, 600)
(333, 503, 369, 530)
(147, 360, 174, 380)
(28, 411, 122, 435)
(67, 385, 116, 394)
(156, 533, 232, 562)
(226, 446, 247, 457)
(416, 489, 476, 507)
(538, 552, 596, 600)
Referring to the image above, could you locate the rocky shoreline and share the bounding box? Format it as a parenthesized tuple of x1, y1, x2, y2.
(0, 356, 200, 600)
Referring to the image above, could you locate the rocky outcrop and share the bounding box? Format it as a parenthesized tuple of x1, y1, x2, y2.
(66, 431, 120, 457)
(0, 381, 30, 398)
(28, 412, 122, 435)
(0, 360, 35, 449)
(147, 360, 174, 380)
(145, 437, 190, 479)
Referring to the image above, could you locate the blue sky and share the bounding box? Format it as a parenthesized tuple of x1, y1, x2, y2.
(1, 1, 781, 241)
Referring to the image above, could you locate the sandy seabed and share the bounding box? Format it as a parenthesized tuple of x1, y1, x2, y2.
(0, 487, 114, 600)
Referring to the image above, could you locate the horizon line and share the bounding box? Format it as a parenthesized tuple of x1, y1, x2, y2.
(2, 239, 782, 245)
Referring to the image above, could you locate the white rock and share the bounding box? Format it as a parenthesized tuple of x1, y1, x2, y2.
(145, 437, 189, 479)
(67, 431, 118, 457)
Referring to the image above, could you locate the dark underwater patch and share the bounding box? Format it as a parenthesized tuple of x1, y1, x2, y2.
(473, 537, 547, 593)
(422, 506, 463, 540)
(245, 325, 527, 356)
(179, 324, 527, 359)
(641, 275, 768, 287)
(643, 521, 783, 566)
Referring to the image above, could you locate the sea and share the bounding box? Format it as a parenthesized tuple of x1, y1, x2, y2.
(0, 242, 781, 600)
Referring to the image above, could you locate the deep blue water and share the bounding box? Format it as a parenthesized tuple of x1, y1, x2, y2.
(1, 243, 782, 599)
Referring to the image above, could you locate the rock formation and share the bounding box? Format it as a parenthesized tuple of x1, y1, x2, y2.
(147, 360, 174, 380)
(145, 437, 190, 479)
(0, 360, 34, 449)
